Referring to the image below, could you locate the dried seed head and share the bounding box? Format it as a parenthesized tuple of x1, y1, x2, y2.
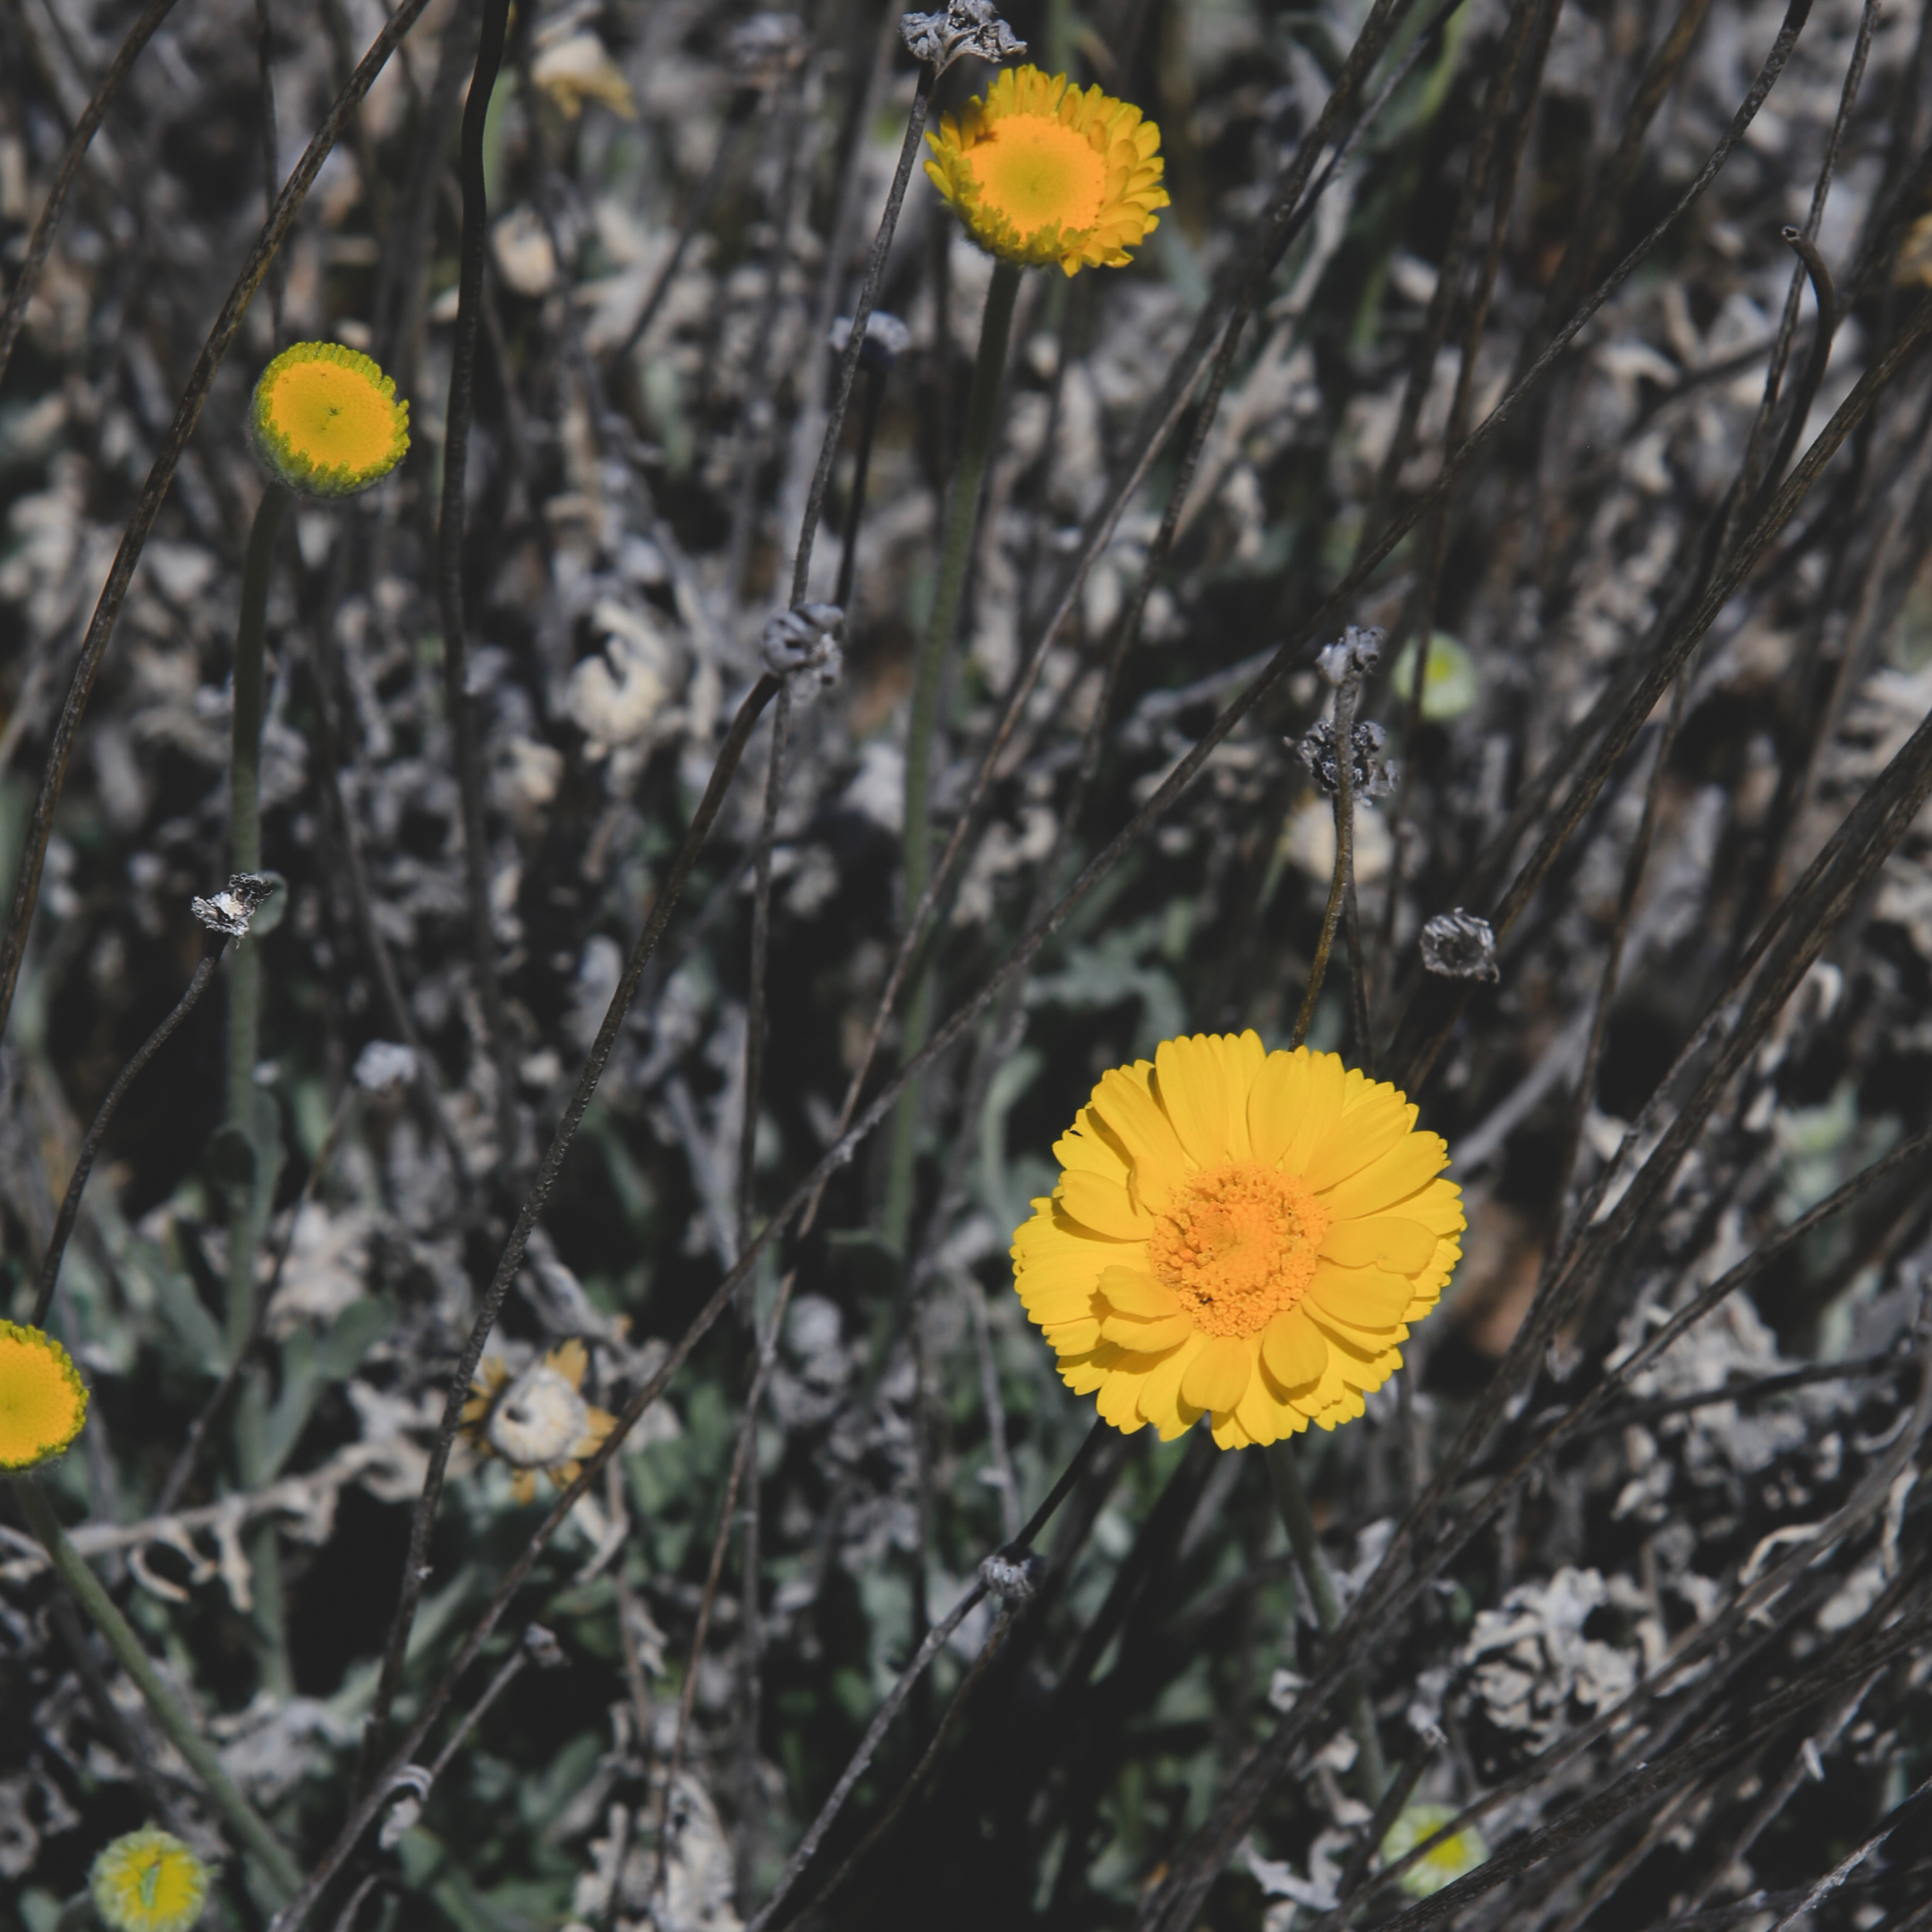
(900, 0, 1026, 72)
(522, 1622, 566, 1668)
(830, 310, 913, 372)
(729, 12, 808, 84)
(1297, 718, 1397, 798)
(762, 603, 845, 687)
(191, 872, 277, 938)
(1318, 624, 1384, 685)
(980, 1546, 1044, 1600)
(1420, 908, 1499, 982)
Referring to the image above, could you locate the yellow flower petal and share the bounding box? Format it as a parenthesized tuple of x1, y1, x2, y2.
(1180, 1333, 1253, 1413)
(1059, 1168, 1150, 1240)
(1098, 1308, 1196, 1350)
(1153, 1033, 1239, 1166)
(1097, 1264, 1180, 1318)
(1321, 1216, 1440, 1274)
(1308, 1257, 1416, 1328)
(1301, 1083, 1417, 1191)
(1321, 1130, 1450, 1219)
(1280, 1051, 1348, 1175)
(1261, 1308, 1328, 1389)
(1248, 1047, 1316, 1165)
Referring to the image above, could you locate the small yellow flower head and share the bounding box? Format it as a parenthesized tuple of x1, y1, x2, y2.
(1382, 1803, 1488, 1897)
(459, 1339, 616, 1505)
(250, 342, 410, 498)
(90, 1828, 211, 1932)
(1011, 1034, 1464, 1449)
(0, 1319, 88, 1470)
(923, 66, 1168, 276)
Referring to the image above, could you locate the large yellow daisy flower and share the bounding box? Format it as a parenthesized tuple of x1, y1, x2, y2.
(923, 65, 1168, 276)
(0, 1318, 89, 1470)
(250, 341, 410, 498)
(1012, 1034, 1464, 1449)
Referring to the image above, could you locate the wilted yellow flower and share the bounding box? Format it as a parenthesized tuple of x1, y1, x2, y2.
(1383, 1802, 1488, 1897)
(461, 1339, 615, 1504)
(0, 1319, 88, 1470)
(1012, 1034, 1463, 1449)
(250, 342, 409, 498)
(90, 1828, 210, 1932)
(924, 65, 1168, 276)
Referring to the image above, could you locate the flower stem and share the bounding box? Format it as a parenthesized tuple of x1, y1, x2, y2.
(884, 259, 1022, 1251)
(226, 481, 289, 1358)
(1264, 1438, 1391, 1804)
(1291, 666, 1363, 1053)
(11, 1475, 302, 1900)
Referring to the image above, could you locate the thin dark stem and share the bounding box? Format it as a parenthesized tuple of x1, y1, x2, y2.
(437, 0, 517, 1172)
(0, 0, 440, 1047)
(1292, 670, 1362, 1050)
(0, 0, 182, 389)
(833, 366, 887, 614)
(255, 0, 284, 341)
(358, 673, 781, 1781)
(788, 63, 937, 607)
(32, 944, 223, 1327)
(738, 686, 792, 1260)
(611, 87, 757, 367)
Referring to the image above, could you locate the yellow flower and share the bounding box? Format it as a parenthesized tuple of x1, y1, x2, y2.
(250, 341, 410, 498)
(0, 1319, 89, 1471)
(460, 1339, 616, 1504)
(923, 65, 1168, 276)
(90, 1828, 210, 1932)
(1382, 1802, 1488, 1897)
(1011, 1033, 1464, 1449)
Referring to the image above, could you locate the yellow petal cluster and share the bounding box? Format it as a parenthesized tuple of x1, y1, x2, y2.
(250, 341, 410, 498)
(90, 1828, 210, 1932)
(1012, 1033, 1464, 1449)
(460, 1338, 615, 1504)
(0, 1318, 89, 1470)
(924, 66, 1168, 276)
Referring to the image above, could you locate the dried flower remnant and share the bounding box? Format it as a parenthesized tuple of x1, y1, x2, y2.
(1382, 1804, 1488, 1899)
(1298, 716, 1398, 798)
(1012, 1033, 1463, 1448)
(0, 1320, 89, 1469)
(924, 66, 1168, 276)
(461, 1339, 616, 1504)
(762, 601, 845, 687)
(530, 22, 638, 120)
(1420, 907, 1499, 982)
(90, 1828, 209, 1932)
(899, 0, 1026, 73)
(250, 341, 409, 499)
(190, 872, 277, 939)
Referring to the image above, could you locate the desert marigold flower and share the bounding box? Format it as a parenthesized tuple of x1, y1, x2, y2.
(90, 1828, 210, 1932)
(250, 341, 410, 498)
(1011, 1033, 1464, 1449)
(1382, 1803, 1488, 1897)
(0, 1319, 89, 1470)
(923, 65, 1168, 276)
(460, 1339, 615, 1504)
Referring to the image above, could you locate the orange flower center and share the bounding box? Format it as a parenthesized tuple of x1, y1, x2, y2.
(1148, 1162, 1328, 1338)
(970, 114, 1107, 238)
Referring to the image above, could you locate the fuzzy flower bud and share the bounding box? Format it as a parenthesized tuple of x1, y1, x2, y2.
(761, 603, 845, 687)
(900, 0, 1025, 71)
(191, 872, 277, 939)
(1298, 718, 1396, 798)
(1420, 908, 1499, 982)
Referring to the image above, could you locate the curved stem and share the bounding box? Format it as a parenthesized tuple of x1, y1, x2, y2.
(33, 945, 223, 1327)
(439, 0, 517, 1169)
(11, 1475, 302, 1901)
(884, 259, 1022, 1250)
(227, 484, 291, 1357)
(1264, 1440, 1390, 1804)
